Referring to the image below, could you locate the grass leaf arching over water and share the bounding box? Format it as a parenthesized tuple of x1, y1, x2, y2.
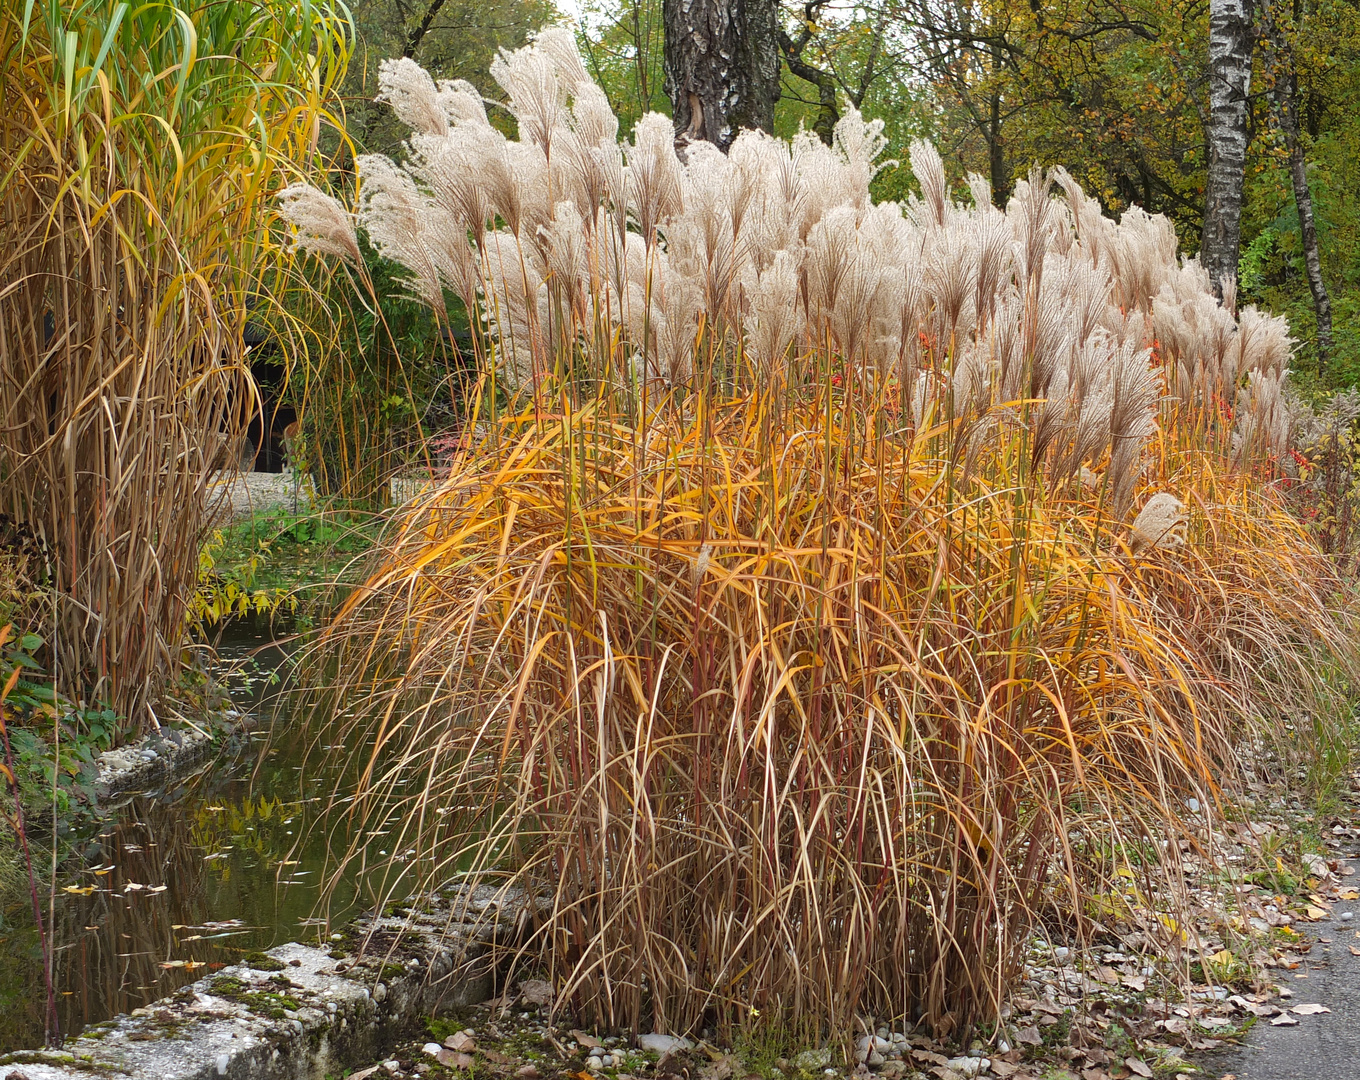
(298, 31, 1357, 1045)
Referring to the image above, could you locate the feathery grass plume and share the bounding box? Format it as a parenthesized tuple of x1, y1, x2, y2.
(291, 32, 1356, 1047)
(377, 57, 449, 136)
(908, 139, 949, 227)
(277, 185, 363, 266)
(1129, 492, 1189, 554)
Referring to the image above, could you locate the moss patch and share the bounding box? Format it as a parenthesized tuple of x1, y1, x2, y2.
(210, 974, 304, 1020)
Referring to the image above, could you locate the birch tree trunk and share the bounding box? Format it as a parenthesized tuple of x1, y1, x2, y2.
(1201, 0, 1256, 295)
(663, 0, 781, 152)
(1262, 0, 1334, 366)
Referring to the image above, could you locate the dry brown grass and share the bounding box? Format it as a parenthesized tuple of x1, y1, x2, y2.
(289, 31, 1357, 1046)
(0, 0, 349, 727)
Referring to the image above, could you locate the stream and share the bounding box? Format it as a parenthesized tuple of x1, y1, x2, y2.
(0, 623, 377, 1051)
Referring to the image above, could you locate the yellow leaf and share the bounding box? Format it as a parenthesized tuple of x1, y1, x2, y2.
(62, 884, 97, 895)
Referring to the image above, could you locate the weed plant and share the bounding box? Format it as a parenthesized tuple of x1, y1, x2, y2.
(285, 32, 1358, 1044)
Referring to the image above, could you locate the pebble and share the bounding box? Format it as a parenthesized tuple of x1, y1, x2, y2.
(638, 1034, 695, 1054)
(794, 1049, 833, 1071)
(1341, 911, 1354, 921)
(1053, 946, 1071, 962)
(587, 1056, 604, 1071)
(422, 1043, 444, 1057)
(945, 1057, 987, 1078)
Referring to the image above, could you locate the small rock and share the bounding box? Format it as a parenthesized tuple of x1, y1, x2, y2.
(216, 1054, 230, 1076)
(374, 983, 388, 1003)
(587, 1056, 604, 1071)
(1053, 947, 1070, 963)
(867, 1052, 885, 1068)
(520, 980, 555, 1007)
(945, 1058, 985, 1078)
(1341, 912, 1354, 921)
(794, 1049, 834, 1071)
(516, 1068, 541, 1079)
(423, 1044, 445, 1058)
(638, 1034, 694, 1054)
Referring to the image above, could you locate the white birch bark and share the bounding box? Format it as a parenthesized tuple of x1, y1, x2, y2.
(1201, 0, 1255, 295)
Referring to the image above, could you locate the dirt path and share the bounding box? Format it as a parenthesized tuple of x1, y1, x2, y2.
(1214, 860, 1360, 1080)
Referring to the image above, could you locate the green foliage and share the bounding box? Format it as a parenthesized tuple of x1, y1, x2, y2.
(192, 509, 382, 632)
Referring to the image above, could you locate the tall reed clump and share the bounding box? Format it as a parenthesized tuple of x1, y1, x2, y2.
(0, 0, 351, 729)
(287, 32, 1356, 1042)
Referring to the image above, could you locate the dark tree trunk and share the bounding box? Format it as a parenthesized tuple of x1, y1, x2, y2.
(404, 0, 448, 58)
(1201, 0, 1256, 295)
(988, 91, 1008, 204)
(1263, 0, 1333, 366)
(663, 0, 782, 152)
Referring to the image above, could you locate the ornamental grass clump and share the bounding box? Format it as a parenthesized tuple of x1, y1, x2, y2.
(0, 0, 350, 727)
(291, 31, 1355, 1042)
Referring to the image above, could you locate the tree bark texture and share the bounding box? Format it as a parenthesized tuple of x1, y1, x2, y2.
(1201, 0, 1255, 295)
(663, 0, 781, 152)
(1262, 1, 1333, 365)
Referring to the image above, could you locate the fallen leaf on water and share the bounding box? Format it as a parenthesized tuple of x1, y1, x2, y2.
(159, 960, 208, 970)
(123, 883, 145, 892)
(62, 885, 97, 895)
(1291, 1003, 1330, 1015)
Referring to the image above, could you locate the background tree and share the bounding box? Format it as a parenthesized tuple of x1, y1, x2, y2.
(1201, 0, 1255, 294)
(1260, 0, 1333, 366)
(662, 0, 782, 150)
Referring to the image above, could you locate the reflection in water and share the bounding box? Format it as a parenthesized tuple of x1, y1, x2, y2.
(0, 627, 371, 1051)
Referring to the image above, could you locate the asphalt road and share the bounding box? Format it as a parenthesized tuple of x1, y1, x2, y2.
(1214, 872, 1360, 1080)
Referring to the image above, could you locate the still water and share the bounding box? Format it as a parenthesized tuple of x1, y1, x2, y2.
(0, 626, 371, 1051)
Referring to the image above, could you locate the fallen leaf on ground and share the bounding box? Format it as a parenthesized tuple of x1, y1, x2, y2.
(569, 1031, 604, 1049)
(519, 979, 554, 1007)
(1291, 1003, 1330, 1015)
(1270, 1015, 1299, 1026)
(1305, 905, 1330, 920)
(1124, 1059, 1152, 1078)
(698, 1055, 735, 1080)
(436, 1051, 474, 1069)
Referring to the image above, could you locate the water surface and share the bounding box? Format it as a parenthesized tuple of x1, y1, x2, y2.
(0, 625, 372, 1051)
